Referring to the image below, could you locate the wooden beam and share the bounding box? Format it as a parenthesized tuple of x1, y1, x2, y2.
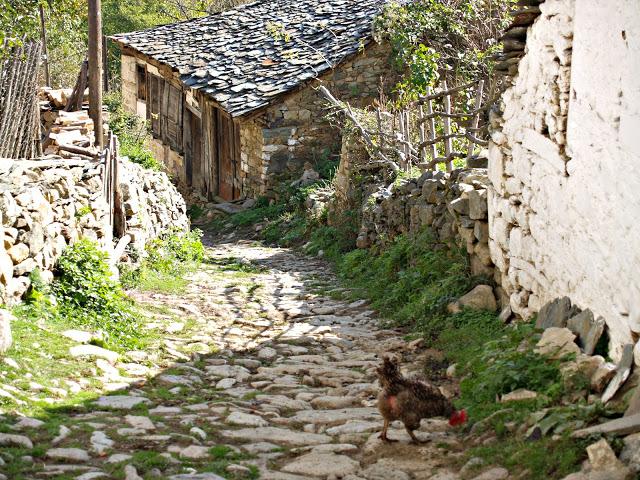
(88, 0, 104, 148)
(39, 5, 50, 87)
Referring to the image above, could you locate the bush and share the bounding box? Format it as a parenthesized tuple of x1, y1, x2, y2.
(42, 239, 142, 350)
(121, 229, 204, 293)
(337, 228, 481, 339)
(104, 92, 163, 171)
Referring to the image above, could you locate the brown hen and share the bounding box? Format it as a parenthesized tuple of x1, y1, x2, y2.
(376, 355, 467, 443)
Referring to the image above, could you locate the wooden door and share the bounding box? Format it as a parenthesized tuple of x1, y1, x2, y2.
(215, 108, 240, 201)
(183, 106, 202, 190)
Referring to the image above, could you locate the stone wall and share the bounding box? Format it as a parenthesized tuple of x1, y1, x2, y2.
(0, 156, 189, 305)
(257, 42, 392, 193)
(357, 169, 495, 281)
(0, 159, 112, 304)
(487, 0, 640, 360)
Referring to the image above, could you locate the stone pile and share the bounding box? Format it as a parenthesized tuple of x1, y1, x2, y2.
(494, 0, 544, 77)
(357, 168, 495, 279)
(0, 158, 112, 304)
(118, 160, 190, 253)
(532, 297, 640, 479)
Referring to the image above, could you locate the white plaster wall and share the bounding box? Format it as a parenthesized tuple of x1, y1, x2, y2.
(488, 0, 640, 360)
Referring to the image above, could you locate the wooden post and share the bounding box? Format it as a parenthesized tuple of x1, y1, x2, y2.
(425, 87, 438, 169)
(398, 111, 406, 171)
(466, 80, 485, 163)
(88, 0, 104, 149)
(39, 5, 51, 87)
(442, 82, 453, 172)
(418, 104, 426, 167)
(102, 35, 109, 92)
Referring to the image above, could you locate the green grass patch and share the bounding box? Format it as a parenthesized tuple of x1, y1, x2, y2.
(121, 228, 204, 294)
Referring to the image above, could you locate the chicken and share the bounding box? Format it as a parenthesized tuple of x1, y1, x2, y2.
(376, 355, 467, 443)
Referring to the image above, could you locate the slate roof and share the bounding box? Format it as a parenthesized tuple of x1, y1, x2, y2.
(112, 0, 389, 118)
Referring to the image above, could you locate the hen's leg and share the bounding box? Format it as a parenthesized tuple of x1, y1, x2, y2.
(406, 425, 428, 444)
(379, 419, 398, 442)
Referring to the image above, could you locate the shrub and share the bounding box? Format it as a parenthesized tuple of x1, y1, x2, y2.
(337, 228, 480, 339)
(51, 239, 142, 350)
(121, 229, 204, 293)
(104, 92, 163, 171)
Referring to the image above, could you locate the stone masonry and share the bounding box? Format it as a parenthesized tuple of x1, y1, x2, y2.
(0, 156, 189, 306)
(487, 0, 640, 361)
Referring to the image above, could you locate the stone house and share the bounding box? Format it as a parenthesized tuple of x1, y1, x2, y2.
(111, 0, 392, 201)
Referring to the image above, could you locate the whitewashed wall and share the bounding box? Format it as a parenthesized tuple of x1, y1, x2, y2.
(488, 0, 640, 360)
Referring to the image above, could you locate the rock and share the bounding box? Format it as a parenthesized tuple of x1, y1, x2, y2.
(500, 389, 537, 402)
(12, 417, 45, 429)
(107, 453, 133, 463)
(179, 445, 209, 459)
(287, 407, 378, 425)
(0, 309, 14, 355)
(90, 431, 114, 455)
(448, 285, 497, 313)
(361, 461, 410, 480)
(0, 432, 33, 449)
(498, 305, 512, 323)
(467, 189, 488, 220)
(46, 448, 90, 462)
(573, 413, 640, 438)
(168, 474, 225, 480)
(124, 465, 144, 480)
(625, 383, 640, 416)
(257, 346, 278, 361)
(450, 197, 469, 215)
(124, 415, 155, 430)
(220, 427, 331, 446)
(310, 396, 358, 409)
(62, 329, 94, 343)
(94, 395, 150, 410)
(591, 362, 617, 393)
(602, 344, 634, 403)
(586, 438, 627, 471)
(325, 420, 380, 435)
(7, 243, 29, 263)
(226, 411, 269, 427)
(470, 468, 509, 480)
(620, 433, 640, 473)
(281, 452, 359, 477)
(567, 310, 605, 355)
(535, 327, 580, 359)
(69, 345, 119, 364)
(216, 377, 237, 389)
(536, 297, 573, 329)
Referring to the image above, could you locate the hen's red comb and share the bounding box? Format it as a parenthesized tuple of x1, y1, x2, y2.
(449, 409, 467, 426)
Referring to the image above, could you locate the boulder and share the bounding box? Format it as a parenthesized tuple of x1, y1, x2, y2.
(586, 438, 627, 472)
(573, 413, 640, 438)
(619, 433, 640, 473)
(500, 389, 538, 403)
(281, 452, 359, 477)
(448, 285, 497, 313)
(0, 309, 13, 355)
(625, 382, 640, 417)
(591, 362, 617, 393)
(567, 310, 605, 355)
(536, 297, 573, 329)
(535, 327, 580, 359)
(602, 344, 634, 403)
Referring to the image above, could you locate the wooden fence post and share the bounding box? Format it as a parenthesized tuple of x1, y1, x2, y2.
(466, 79, 485, 163)
(442, 82, 453, 172)
(88, 0, 104, 149)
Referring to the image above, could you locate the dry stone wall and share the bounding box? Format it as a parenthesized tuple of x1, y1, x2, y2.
(0, 156, 189, 305)
(487, 0, 640, 360)
(357, 169, 495, 281)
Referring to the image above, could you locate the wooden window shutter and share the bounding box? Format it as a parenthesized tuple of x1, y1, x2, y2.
(148, 75, 163, 138)
(160, 82, 183, 153)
